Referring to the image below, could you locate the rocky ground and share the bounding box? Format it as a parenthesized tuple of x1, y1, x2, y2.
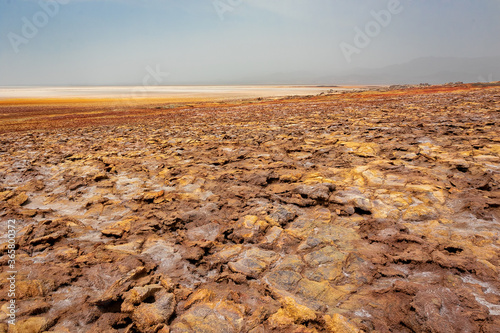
(0, 84, 499, 332)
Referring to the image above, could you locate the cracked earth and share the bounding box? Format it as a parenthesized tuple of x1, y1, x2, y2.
(0, 84, 499, 332)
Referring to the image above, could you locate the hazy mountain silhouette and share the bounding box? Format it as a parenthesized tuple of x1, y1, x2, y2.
(320, 56, 500, 85)
(228, 56, 500, 86)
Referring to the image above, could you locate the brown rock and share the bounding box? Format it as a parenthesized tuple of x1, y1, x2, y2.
(132, 291, 176, 333)
(92, 266, 147, 306)
(89, 313, 130, 332)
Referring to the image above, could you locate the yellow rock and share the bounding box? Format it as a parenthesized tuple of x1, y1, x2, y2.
(171, 301, 244, 333)
(371, 200, 400, 220)
(340, 142, 379, 157)
(216, 244, 244, 261)
(101, 218, 134, 237)
(324, 313, 360, 333)
(388, 192, 413, 208)
(184, 289, 215, 310)
(279, 171, 303, 182)
(242, 215, 269, 231)
(7, 192, 29, 206)
(0, 190, 14, 201)
(105, 239, 144, 254)
(405, 184, 436, 192)
(16, 280, 47, 299)
(142, 190, 164, 201)
(302, 172, 336, 185)
(267, 309, 295, 327)
(361, 169, 384, 186)
(177, 175, 196, 186)
(268, 297, 316, 327)
(403, 205, 437, 221)
(9, 317, 49, 333)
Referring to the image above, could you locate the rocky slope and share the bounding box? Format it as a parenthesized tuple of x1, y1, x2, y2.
(1, 85, 499, 332)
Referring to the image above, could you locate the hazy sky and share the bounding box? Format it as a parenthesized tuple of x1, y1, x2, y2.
(1, 0, 499, 85)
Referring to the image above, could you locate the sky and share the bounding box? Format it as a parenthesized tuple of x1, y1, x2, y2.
(0, 0, 499, 85)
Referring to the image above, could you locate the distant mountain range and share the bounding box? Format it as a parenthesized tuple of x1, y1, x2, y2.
(322, 56, 500, 85)
(226, 56, 500, 86)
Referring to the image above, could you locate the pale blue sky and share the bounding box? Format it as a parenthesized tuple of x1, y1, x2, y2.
(1, 0, 499, 85)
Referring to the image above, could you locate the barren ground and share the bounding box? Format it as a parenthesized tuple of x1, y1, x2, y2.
(0, 84, 499, 332)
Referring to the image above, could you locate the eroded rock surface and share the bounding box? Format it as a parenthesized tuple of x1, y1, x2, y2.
(1, 85, 499, 332)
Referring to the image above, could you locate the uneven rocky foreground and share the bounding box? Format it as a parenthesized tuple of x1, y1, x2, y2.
(1, 84, 499, 332)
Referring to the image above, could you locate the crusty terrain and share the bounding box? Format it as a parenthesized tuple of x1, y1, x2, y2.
(1, 84, 499, 332)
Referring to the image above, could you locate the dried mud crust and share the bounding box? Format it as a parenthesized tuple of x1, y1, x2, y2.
(0, 85, 499, 332)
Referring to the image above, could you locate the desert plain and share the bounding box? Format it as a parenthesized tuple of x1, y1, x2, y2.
(0, 83, 499, 332)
